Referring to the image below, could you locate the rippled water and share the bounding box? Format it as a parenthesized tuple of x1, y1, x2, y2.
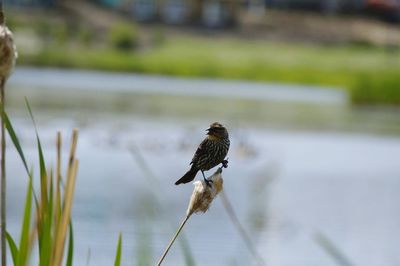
(5, 111, 400, 266)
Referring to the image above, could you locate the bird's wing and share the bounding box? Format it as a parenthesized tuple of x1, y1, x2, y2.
(190, 138, 209, 166)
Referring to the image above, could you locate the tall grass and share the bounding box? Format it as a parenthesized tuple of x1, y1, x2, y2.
(1, 9, 18, 265)
(1, 76, 6, 266)
(4, 103, 125, 265)
(351, 72, 400, 105)
(5, 103, 79, 265)
(114, 233, 122, 266)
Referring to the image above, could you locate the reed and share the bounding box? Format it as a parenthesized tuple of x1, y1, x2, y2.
(4, 104, 79, 266)
(0, 10, 17, 266)
(157, 168, 224, 266)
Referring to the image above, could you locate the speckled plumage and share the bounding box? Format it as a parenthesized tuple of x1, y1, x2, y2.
(175, 122, 230, 185)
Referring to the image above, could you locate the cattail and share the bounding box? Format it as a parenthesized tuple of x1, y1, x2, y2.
(0, 23, 17, 81)
(186, 167, 223, 216)
(157, 168, 224, 266)
(1, 15, 17, 266)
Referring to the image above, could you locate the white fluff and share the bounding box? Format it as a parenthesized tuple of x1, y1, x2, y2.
(186, 168, 224, 217)
(0, 24, 18, 80)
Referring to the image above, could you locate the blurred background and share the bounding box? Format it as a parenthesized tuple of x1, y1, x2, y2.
(3, 0, 400, 265)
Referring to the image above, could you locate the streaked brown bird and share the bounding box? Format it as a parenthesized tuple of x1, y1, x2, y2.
(175, 122, 230, 186)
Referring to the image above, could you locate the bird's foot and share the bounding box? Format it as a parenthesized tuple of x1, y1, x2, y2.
(203, 176, 213, 188)
(222, 159, 229, 169)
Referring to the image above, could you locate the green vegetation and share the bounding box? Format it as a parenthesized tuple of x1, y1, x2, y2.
(9, 11, 400, 106)
(4, 104, 78, 265)
(108, 23, 138, 51)
(114, 234, 122, 266)
(2, 102, 125, 265)
(351, 72, 400, 105)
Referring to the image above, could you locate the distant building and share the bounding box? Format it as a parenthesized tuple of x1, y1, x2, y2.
(108, 0, 240, 27)
(366, 0, 400, 21)
(198, 0, 239, 27)
(265, 0, 366, 13)
(5, 0, 57, 7)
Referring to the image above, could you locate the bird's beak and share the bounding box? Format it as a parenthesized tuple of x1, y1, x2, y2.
(206, 128, 212, 135)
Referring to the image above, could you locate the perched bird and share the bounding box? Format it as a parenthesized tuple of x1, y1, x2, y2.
(175, 122, 230, 186)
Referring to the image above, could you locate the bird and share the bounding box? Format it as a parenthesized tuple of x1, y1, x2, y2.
(175, 122, 230, 186)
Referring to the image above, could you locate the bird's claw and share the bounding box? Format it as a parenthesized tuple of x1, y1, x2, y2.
(222, 159, 229, 169)
(204, 177, 213, 188)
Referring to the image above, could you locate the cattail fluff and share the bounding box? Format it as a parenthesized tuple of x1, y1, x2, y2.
(186, 167, 224, 217)
(157, 168, 224, 266)
(0, 24, 17, 80)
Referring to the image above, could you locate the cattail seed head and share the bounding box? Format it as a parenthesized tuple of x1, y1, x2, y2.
(186, 168, 224, 217)
(0, 24, 18, 80)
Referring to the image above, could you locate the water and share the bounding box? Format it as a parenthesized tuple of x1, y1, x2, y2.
(5, 112, 400, 266)
(8, 67, 346, 105)
(4, 67, 400, 265)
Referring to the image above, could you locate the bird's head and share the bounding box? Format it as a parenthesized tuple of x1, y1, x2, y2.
(206, 122, 228, 140)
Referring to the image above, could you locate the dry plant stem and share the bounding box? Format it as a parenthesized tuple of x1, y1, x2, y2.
(1, 78, 6, 266)
(65, 130, 78, 183)
(52, 160, 78, 266)
(220, 191, 266, 266)
(54, 132, 62, 226)
(51, 129, 79, 266)
(157, 215, 190, 266)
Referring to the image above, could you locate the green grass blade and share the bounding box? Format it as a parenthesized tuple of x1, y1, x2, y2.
(25, 98, 49, 237)
(5, 231, 19, 265)
(4, 110, 39, 206)
(4, 112, 29, 174)
(66, 222, 74, 266)
(39, 177, 53, 265)
(114, 233, 122, 266)
(25, 98, 50, 255)
(18, 179, 33, 266)
(38, 215, 52, 266)
(24, 98, 47, 182)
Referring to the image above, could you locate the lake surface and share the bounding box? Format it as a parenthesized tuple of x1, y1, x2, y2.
(4, 67, 400, 265)
(4, 112, 400, 266)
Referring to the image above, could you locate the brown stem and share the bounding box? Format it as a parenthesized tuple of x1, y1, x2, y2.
(1, 78, 6, 266)
(157, 215, 190, 266)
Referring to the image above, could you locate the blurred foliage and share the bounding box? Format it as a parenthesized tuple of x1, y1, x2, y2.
(8, 9, 400, 106)
(19, 37, 400, 106)
(77, 26, 94, 47)
(108, 23, 138, 51)
(351, 72, 400, 105)
(53, 23, 68, 45)
(152, 27, 166, 47)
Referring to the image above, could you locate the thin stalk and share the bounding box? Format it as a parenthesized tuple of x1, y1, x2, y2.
(220, 190, 266, 266)
(1, 78, 6, 266)
(51, 129, 78, 266)
(54, 132, 62, 227)
(52, 160, 78, 266)
(157, 215, 190, 266)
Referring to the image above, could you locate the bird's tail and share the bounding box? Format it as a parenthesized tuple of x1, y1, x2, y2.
(175, 167, 198, 185)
